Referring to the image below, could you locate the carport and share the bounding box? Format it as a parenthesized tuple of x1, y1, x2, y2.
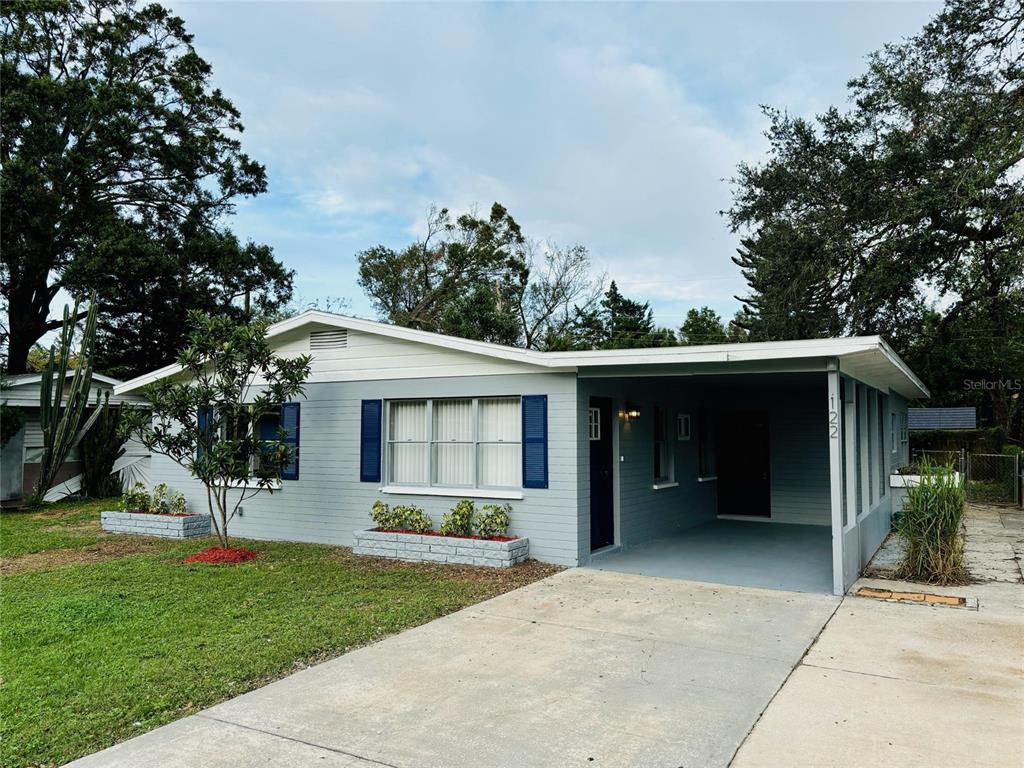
(561, 338, 930, 595)
(588, 519, 832, 593)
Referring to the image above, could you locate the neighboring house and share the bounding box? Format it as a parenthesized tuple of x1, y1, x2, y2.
(1, 372, 150, 503)
(114, 311, 928, 595)
(908, 406, 977, 430)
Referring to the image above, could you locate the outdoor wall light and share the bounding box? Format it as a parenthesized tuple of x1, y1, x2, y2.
(618, 403, 641, 421)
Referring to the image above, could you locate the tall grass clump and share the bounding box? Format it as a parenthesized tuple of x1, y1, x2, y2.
(894, 459, 968, 584)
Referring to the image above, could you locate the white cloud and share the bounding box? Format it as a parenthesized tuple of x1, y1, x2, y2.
(168, 1, 939, 322)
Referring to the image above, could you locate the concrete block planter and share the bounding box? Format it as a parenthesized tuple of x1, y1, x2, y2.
(101, 510, 211, 539)
(353, 529, 528, 568)
(890, 472, 961, 515)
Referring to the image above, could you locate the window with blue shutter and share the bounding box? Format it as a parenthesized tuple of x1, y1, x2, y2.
(521, 395, 548, 489)
(360, 399, 383, 483)
(280, 403, 300, 480)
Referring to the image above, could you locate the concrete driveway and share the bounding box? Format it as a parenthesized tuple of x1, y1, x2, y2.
(67, 569, 839, 768)
(733, 504, 1024, 768)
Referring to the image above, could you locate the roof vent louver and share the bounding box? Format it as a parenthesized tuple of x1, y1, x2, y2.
(310, 329, 349, 350)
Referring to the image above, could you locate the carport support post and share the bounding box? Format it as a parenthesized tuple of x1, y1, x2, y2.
(827, 362, 845, 596)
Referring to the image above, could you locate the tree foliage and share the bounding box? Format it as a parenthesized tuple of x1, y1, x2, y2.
(550, 281, 678, 351)
(124, 312, 311, 546)
(1, 0, 292, 377)
(678, 307, 728, 346)
(725, 0, 1023, 436)
(357, 204, 603, 349)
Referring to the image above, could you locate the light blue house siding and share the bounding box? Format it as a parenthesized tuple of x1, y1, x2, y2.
(150, 368, 910, 575)
(150, 372, 581, 566)
(132, 316, 924, 593)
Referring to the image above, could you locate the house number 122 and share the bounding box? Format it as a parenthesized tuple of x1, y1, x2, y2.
(828, 394, 839, 439)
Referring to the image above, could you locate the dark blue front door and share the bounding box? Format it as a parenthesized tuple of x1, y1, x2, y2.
(589, 397, 614, 550)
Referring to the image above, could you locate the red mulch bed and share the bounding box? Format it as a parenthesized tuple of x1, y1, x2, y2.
(184, 547, 259, 565)
(372, 528, 518, 542)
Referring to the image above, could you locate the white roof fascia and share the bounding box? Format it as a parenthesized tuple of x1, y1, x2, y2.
(6, 371, 123, 388)
(877, 336, 930, 399)
(114, 312, 928, 400)
(266, 310, 548, 365)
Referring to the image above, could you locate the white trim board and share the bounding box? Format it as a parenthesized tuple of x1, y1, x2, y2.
(114, 310, 930, 400)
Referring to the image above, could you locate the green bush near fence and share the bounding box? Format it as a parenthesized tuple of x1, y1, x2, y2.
(894, 459, 968, 584)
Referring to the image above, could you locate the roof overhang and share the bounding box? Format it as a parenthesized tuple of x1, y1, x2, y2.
(3, 371, 148, 407)
(113, 311, 930, 400)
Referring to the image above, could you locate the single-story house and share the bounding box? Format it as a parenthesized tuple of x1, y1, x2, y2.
(1, 372, 150, 503)
(908, 406, 977, 430)
(114, 311, 928, 595)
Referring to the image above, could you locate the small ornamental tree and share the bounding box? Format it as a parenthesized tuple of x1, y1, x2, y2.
(125, 312, 311, 546)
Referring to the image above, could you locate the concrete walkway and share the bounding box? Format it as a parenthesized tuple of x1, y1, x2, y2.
(66, 569, 839, 768)
(734, 506, 1024, 768)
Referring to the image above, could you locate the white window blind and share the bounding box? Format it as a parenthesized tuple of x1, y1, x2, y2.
(388, 400, 428, 484)
(386, 397, 521, 490)
(479, 398, 521, 488)
(432, 399, 474, 486)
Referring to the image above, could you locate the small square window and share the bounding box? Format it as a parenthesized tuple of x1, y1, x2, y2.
(588, 407, 601, 441)
(677, 413, 691, 441)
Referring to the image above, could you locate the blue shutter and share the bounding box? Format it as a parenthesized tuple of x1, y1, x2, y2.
(196, 407, 214, 461)
(360, 400, 383, 483)
(521, 395, 548, 489)
(280, 403, 300, 481)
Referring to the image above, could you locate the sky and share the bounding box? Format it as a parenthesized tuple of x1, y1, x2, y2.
(166, 0, 941, 330)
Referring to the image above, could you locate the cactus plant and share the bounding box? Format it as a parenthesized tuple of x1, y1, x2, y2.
(24, 296, 97, 507)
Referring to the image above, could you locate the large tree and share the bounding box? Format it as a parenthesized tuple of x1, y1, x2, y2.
(1, 0, 292, 376)
(678, 307, 728, 346)
(357, 204, 603, 348)
(551, 281, 678, 350)
(725, 0, 1023, 436)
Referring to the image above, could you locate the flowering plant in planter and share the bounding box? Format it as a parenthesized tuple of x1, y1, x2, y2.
(168, 491, 188, 516)
(117, 482, 193, 516)
(441, 499, 475, 537)
(118, 483, 151, 513)
(149, 483, 170, 514)
(368, 499, 519, 542)
(396, 505, 433, 534)
(371, 501, 434, 534)
(476, 503, 511, 539)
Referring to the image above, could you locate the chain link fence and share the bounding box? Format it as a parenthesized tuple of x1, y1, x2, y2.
(966, 453, 1021, 506)
(911, 449, 965, 475)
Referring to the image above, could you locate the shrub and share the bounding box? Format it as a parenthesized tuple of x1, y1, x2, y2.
(168, 491, 189, 516)
(476, 503, 512, 539)
(441, 499, 475, 537)
(149, 483, 170, 514)
(371, 500, 403, 530)
(398, 505, 433, 534)
(118, 482, 150, 513)
(894, 459, 968, 584)
(80, 392, 127, 498)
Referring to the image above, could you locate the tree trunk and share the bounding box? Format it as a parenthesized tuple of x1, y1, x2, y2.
(5, 284, 53, 374)
(5, 320, 40, 375)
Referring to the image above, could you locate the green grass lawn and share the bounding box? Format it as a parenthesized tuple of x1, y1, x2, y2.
(0, 499, 557, 768)
(0, 497, 113, 557)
